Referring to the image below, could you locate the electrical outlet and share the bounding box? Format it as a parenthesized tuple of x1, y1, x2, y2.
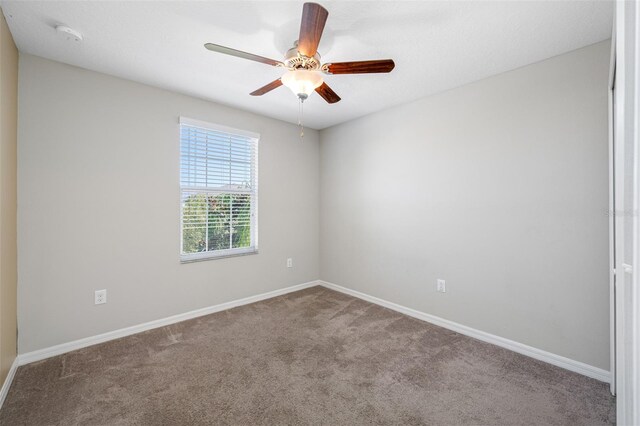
(437, 279, 446, 293)
(287, 258, 293, 268)
(95, 289, 107, 305)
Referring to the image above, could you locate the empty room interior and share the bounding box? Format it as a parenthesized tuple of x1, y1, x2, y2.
(0, 0, 639, 424)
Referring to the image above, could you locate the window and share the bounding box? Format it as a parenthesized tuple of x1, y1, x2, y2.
(179, 117, 258, 262)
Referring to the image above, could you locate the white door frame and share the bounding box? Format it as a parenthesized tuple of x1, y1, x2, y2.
(608, 29, 616, 396)
(613, 1, 640, 424)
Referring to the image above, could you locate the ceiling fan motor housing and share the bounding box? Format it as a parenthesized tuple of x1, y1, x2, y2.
(284, 43, 321, 70)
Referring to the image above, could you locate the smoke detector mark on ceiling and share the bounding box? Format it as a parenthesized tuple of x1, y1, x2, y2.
(55, 25, 82, 42)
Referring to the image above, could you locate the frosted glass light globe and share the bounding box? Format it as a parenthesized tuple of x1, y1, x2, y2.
(281, 70, 324, 99)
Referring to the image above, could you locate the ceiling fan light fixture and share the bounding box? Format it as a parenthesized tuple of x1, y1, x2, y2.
(204, 2, 395, 114)
(281, 70, 323, 100)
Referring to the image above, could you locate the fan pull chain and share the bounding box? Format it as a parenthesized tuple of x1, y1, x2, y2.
(298, 96, 305, 139)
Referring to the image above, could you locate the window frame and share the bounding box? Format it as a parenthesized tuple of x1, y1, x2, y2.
(179, 117, 259, 263)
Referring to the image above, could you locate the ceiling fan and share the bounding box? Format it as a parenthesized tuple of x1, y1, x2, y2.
(203, 2, 395, 106)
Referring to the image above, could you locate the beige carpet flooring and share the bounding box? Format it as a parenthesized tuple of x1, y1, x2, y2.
(0, 286, 615, 425)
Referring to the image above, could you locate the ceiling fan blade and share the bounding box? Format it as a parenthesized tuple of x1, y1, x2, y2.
(298, 3, 328, 57)
(315, 82, 341, 104)
(205, 43, 284, 67)
(250, 79, 283, 96)
(322, 60, 395, 75)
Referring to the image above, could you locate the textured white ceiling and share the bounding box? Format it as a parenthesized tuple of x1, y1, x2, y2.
(1, 1, 612, 129)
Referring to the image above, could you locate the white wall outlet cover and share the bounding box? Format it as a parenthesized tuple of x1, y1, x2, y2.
(287, 258, 293, 268)
(437, 279, 446, 293)
(94, 289, 107, 305)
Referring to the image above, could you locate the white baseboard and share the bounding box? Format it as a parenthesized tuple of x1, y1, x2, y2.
(319, 280, 611, 383)
(0, 357, 19, 410)
(16, 279, 611, 385)
(18, 280, 320, 366)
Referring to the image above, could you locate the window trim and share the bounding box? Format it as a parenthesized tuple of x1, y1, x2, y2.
(179, 117, 259, 263)
(180, 246, 259, 263)
(179, 117, 260, 140)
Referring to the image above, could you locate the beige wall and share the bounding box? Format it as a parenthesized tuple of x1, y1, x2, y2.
(18, 55, 320, 353)
(16, 40, 611, 373)
(320, 41, 611, 370)
(0, 11, 18, 383)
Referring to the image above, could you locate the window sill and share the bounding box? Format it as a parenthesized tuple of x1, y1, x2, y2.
(180, 248, 259, 264)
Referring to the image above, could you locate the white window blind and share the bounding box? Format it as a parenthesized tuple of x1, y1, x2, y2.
(179, 117, 258, 261)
